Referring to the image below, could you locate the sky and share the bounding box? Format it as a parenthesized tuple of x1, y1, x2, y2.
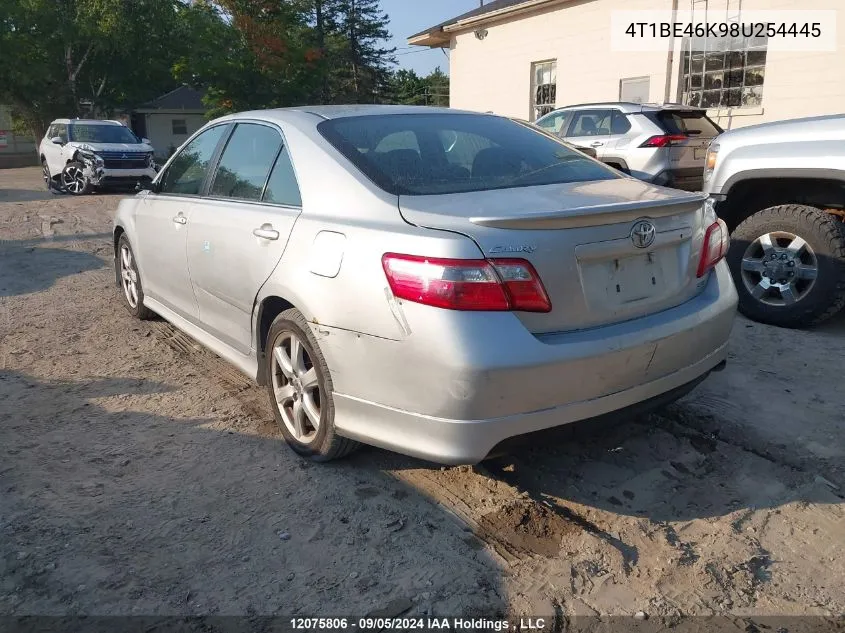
(381, 0, 480, 76)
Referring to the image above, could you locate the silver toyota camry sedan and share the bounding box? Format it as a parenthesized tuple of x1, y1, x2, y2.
(113, 105, 737, 464)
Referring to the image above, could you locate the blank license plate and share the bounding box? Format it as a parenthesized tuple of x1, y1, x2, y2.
(608, 255, 662, 303)
(694, 147, 706, 160)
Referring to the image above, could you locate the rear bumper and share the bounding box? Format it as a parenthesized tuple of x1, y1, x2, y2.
(652, 167, 704, 191)
(321, 261, 738, 464)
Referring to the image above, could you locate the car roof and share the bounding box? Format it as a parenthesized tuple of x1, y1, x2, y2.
(219, 104, 487, 126)
(50, 118, 123, 125)
(541, 102, 706, 116)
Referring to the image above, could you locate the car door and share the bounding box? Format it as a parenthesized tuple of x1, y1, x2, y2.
(43, 123, 67, 175)
(185, 121, 302, 354)
(134, 123, 229, 321)
(600, 109, 635, 162)
(563, 109, 612, 153)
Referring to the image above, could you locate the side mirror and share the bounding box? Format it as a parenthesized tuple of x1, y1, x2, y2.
(141, 138, 151, 145)
(51, 136, 64, 145)
(135, 179, 156, 193)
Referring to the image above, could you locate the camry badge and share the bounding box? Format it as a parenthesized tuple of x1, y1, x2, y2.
(489, 245, 537, 254)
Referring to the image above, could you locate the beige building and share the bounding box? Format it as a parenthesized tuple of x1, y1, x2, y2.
(130, 85, 208, 159)
(409, 0, 845, 130)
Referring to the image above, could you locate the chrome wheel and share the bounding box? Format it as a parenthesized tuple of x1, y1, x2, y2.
(119, 244, 139, 308)
(61, 164, 87, 193)
(740, 231, 818, 307)
(271, 331, 321, 444)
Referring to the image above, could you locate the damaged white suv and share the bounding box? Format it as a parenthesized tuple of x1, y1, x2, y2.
(39, 119, 157, 195)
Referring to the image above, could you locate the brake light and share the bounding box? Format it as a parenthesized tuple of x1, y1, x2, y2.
(696, 219, 730, 278)
(381, 253, 551, 312)
(640, 134, 688, 148)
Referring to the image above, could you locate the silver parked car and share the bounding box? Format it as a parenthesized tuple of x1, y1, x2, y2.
(114, 105, 737, 464)
(536, 103, 723, 191)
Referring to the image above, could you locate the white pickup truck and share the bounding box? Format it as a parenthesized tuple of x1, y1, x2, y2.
(703, 114, 845, 328)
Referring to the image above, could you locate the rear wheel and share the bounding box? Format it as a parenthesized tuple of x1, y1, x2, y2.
(265, 309, 359, 462)
(727, 204, 845, 327)
(41, 159, 52, 190)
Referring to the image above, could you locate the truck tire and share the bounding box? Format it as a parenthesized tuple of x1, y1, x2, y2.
(727, 204, 845, 328)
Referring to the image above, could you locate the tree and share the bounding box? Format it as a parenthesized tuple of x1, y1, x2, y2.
(385, 67, 450, 107)
(332, 0, 396, 103)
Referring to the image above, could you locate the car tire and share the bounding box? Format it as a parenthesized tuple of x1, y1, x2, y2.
(727, 204, 845, 328)
(60, 160, 92, 195)
(265, 308, 359, 462)
(41, 159, 53, 190)
(116, 235, 155, 320)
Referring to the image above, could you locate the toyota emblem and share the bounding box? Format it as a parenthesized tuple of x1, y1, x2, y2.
(630, 220, 656, 249)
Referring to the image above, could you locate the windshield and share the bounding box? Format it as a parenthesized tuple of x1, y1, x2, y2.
(68, 123, 140, 144)
(317, 113, 618, 196)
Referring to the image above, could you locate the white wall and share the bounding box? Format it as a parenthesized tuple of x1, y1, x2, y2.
(449, 0, 673, 118)
(144, 112, 207, 158)
(447, 0, 845, 129)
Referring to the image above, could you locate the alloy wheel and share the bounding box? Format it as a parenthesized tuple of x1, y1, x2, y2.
(740, 230, 818, 306)
(61, 165, 87, 194)
(119, 244, 139, 308)
(271, 331, 322, 444)
(42, 162, 50, 187)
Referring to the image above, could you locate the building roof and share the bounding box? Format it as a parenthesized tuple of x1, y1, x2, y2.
(408, 0, 559, 47)
(138, 85, 206, 112)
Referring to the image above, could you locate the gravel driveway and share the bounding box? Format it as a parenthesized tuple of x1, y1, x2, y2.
(2, 167, 843, 628)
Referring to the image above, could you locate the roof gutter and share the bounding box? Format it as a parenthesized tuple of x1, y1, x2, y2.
(408, 0, 568, 46)
(443, 0, 567, 32)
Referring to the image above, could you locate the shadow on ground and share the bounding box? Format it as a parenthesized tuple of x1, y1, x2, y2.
(0, 370, 507, 616)
(0, 234, 110, 298)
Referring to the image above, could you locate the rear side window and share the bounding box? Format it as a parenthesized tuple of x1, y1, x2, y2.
(160, 125, 227, 196)
(210, 123, 282, 201)
(263, 146, 302, 206)
(655, 111, 722, 137)
(568, 110, 612, 136)
(318, 113, 617, 196)
(611, 111, 632, 134)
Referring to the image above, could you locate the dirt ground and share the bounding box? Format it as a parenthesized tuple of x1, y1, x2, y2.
(1, 167, 844, 627)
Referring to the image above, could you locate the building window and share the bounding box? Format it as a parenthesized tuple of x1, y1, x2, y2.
(531, 60, 557, 121)
(681, 36, 767, 109)
(172, 119, 188, 135)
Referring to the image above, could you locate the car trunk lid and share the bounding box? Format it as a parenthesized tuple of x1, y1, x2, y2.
(399, 178, 710, 334)
(652, 109, 722, 170)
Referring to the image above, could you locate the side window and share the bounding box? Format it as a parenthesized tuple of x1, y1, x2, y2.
(537, 111, 571, 135)
(568, 110, 612, 137)
(210, 123, 282, 201)
(160, 125, 227, 196)
(46, 125, 55, 139)
(55, 124, 68, 143)
(172, 119, 188, 135)
(611, 111, 632, 135)
(263, 146, 302, 206)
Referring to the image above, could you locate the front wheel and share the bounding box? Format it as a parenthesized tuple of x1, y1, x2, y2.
(60, 161, 92, 195)
(727, 204, 845, 327)
(265, 309, 359, 462)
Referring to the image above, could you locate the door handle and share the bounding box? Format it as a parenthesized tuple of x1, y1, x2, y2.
(172, 213, 187, 225)
(590, 141, 604, 147)
(253, 224, 279, 241)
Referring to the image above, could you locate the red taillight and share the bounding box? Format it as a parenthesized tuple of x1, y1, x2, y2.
(696, 219, 730, 278)
(640, 134, 688, 148)
(381, 253, 551, 312)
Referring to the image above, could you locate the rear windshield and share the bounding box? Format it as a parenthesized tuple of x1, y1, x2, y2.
(654, 111, 722, 137)
(68, 123, 140, 144)
(317, 113, 618, 196)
